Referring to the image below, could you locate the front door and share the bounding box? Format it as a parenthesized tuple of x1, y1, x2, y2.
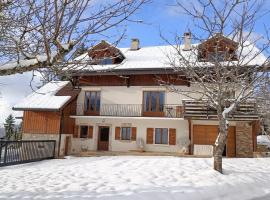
(98, 127, 110, 151)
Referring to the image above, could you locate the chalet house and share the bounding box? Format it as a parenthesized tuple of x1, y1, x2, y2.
(13, 34, 262, 157)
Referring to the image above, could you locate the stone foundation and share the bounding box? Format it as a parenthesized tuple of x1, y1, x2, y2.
(236, 122, 253, 157)
(22, 133, 71, 157)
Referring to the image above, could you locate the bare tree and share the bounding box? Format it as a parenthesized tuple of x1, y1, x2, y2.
(255, 77, 270, 135)
(163, 0, 270, 173)
(0, 0, 148, 76)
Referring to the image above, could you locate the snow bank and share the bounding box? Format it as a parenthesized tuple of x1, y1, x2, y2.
(257, 135, 270, 148)
(0, 156, 270, 199)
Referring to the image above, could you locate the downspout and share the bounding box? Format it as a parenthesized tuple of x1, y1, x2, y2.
(58, 110, 64, 157)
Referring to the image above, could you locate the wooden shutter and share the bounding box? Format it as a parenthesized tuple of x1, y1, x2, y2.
(169, 128, 176, 145)
(73, 125, 79, 138)
(131, 127, 137, 141)
(115, 127, 121, 140)
(146, 128, 154, 144)
(88, 126, 93, 139)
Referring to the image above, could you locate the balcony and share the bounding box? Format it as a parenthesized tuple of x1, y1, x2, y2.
(183, 99, 258, 120)
(76, 104, 183, 118)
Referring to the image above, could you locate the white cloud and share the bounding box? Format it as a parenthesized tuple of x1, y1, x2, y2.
(0, 72, 41, 126)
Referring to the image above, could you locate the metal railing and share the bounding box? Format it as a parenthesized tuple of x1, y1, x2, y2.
(77, 104, 183, 118)
(0, 140, 56, 167)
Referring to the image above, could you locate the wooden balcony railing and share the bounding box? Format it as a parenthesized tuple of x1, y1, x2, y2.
(182, 99, 258, 120)
(76, 104, 183, 118)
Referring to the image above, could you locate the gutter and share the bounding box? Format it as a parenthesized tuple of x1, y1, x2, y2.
(12, 107, 60, 112)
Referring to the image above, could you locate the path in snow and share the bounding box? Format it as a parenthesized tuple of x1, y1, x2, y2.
(0, 156, 270, 200)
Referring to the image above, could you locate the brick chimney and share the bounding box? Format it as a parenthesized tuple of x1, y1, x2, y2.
(183, 32, 192, 51)
(130, 38, 140, 50)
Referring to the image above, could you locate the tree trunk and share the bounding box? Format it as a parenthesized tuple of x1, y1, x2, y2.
(213, 114, 228, 173)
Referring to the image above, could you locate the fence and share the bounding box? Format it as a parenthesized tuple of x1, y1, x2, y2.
(0, 140, 56, 167)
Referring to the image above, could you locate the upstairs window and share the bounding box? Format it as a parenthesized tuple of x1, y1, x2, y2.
(100, 57, 113, 65)
(143, 91, 165, 113)
(84, 91, 101, 115)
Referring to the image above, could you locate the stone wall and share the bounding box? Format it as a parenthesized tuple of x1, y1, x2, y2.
(22, 133, 71, 157)
(236, 122, 253, 157)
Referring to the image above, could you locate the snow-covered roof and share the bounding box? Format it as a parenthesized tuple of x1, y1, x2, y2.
(70, 40, 267, 72)
(13, 81, 71, 111)
(72, 45, 174, 71)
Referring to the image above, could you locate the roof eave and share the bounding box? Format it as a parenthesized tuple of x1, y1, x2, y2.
(12, 107, 61, 112)
(71, 68, 178, 76)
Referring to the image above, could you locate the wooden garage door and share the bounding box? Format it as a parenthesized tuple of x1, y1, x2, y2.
(193, 125, 236, 157)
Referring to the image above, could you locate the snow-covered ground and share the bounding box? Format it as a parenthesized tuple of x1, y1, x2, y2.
(0, 156, 270, 200)
(257, 135, 270, 148)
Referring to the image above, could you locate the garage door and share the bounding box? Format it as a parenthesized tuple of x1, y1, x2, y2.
(193, 125, 236, 157)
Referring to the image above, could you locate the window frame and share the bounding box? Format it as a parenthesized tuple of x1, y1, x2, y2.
(143, 91, 165, 116)
(84, 91, 101, 115)
(154, 128, 168, 145)
(80, 126, 88, 139)
(121, 127, 131, 140)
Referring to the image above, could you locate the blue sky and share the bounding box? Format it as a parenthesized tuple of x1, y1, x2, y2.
(114, 0, 270, 48)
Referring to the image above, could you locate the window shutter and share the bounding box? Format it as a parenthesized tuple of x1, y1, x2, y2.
(74, 125, 79, 138)
(169, 128, 176, 145)
(115, 127, 121, 140)
(146, 128, 154, 144)
(88, 126, 93, 139)
(131, 127, 137, 141)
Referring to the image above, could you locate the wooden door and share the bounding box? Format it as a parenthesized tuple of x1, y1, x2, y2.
(84, 91, 101, 116)
(193, 125, 218, 145)
(143, 91, 165, 117)
(98, 127, 110, 151)
(64, 136, 71, 156)
(193, 125, 236, 157)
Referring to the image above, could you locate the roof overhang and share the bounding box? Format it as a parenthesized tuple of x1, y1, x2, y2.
(70, 115, 185, 120)
(71, 68, 184, 76)
(12, 107, 60, 112)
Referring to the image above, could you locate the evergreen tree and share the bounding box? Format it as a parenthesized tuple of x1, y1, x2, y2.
(4, 114, 16, 140)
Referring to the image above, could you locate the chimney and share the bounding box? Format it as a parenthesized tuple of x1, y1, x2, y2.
(130, 38, 140, 50)
(183, 32, 192, 51)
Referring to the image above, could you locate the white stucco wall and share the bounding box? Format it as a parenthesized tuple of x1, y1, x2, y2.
(76, 85, 200, 115)
(72, 117, 189, 153)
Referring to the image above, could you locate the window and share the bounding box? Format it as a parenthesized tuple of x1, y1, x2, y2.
(84, 91, 101, 114)
(121, 127, 131, 140)
(80, 126, 88, 138)
(143, 91, 165, 112)
(100, 57, 113, 65)
(155, 128, 168, 144)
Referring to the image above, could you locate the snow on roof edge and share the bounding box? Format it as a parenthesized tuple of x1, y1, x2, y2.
(13, 81, 71, 111)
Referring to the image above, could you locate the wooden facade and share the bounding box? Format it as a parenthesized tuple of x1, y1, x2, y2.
(61, 99, 77, 135)
(198, 34, 238, 61)
(23, 111, 61, 134)
(22, 84, 79, 136)
(77, 74, 189, 87)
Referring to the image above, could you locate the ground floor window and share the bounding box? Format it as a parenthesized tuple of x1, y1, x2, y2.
(80, 126, 88, 138)
(121, 127, 131, 140)
(155, 128, 168, 144)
